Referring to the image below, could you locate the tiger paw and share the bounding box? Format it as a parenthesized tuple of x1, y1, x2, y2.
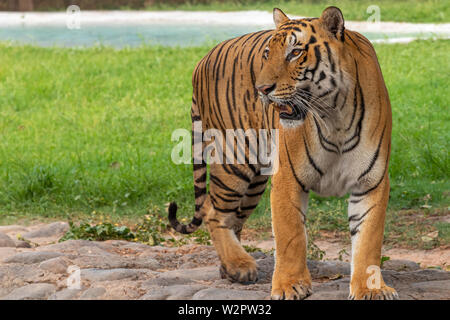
(348, 285, 398, 300)
(219, 259, 258, 284)
(271, 278, 312, 300)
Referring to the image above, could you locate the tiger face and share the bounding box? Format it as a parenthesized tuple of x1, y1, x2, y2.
(256, 8, 349, 127)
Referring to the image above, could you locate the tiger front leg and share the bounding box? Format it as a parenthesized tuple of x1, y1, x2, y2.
(270, 172, 312, 300)
(348, 175, 398, 300)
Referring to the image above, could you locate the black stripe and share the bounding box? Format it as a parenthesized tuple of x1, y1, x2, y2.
(193, 163, 205, 171)
(304, 135, 324, 176)
(343, 61, 365, 153)
(348, 205, 376, 222)
(291, 202, 306, 221)
(225, 78, 237, 128)
(223, 191, 243, 198)
(211, 39, 230, 79)
(222, 38, 238, 78)
(256, 33, 273, 55)
(346, 80, 358, 131)
(284, 138, 308, 192)
(249, 54, 257, 97)
(245, 189, 266, 197)
(214, 192, 241, 203)
(313, 118, 339, 153)
(228, 165, 251, 183)
(194, 186, 206, 198)
(249, 178, 268, 189)
(358, 124, 386, 181)
(209, 174, 236, 193)
(215, 207, 239, 213)
(280, 26, 302, 33)
(323, 41, 336, 73)
(240, 204, 258, 211)
(350, 220, 364, 236)
(248, 164, 258, 175)
(195, 171, 207, 183)
(231, 56, 238, 110)
(352, 142, 390, 197)
(246, 30, 269, 63)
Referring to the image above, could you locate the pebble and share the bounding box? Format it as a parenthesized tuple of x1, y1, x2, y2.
(0, 232, 16, 248)
(39, 257, 69, 274)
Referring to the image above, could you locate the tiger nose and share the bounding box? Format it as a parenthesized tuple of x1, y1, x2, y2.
(256, 83, 276, 95)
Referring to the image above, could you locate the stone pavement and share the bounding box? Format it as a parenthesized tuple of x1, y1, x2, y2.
(0, 222, 448, 300)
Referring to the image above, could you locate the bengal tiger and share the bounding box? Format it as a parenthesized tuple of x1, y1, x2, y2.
(169, 6, 397, 300)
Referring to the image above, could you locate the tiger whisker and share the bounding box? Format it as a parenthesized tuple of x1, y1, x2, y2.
(291, 96, 331, 133)
(295, 89, 336, 114)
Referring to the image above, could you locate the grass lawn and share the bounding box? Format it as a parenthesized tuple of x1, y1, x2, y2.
(146, 0, 449, 23)
(0, 39, 448, 248)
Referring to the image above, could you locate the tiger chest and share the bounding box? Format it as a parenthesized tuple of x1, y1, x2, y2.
(307, 153, 359, 197)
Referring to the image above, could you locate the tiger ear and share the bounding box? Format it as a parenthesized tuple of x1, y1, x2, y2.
(273, 8, 289, 28)
(320, 6, 345, 40)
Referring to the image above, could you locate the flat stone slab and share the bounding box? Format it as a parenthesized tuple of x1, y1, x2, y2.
(3, 251, 63, 264)
(383, 259, 421, 272)
(23, 222, 69, 239)
(192, 288, 268, 300)
(39, 257, 69, 274)
(307, 260, 351, 278)
(1, 283, 56, 300)
(0, 225, 29, 234)
(79, 287, 106, 300)
(140, 284, 208, 300)
(81, 268, 155, 282)
(156, 266, 220, 282)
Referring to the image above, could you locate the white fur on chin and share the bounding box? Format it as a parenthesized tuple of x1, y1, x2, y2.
(280, 118, 304, 128)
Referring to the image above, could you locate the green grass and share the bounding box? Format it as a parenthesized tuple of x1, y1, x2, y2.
(147, 0, 449, 23)
(0, 40, 448, 238)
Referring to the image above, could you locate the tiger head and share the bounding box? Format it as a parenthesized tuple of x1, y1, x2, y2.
(256, 7, 351, 127)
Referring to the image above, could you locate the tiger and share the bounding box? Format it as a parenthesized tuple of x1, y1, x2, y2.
(169, 6, 398, 300)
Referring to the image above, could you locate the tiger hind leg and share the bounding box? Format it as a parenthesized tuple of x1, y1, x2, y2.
(233, 174, 269, 241)
(205, 164, 259, 283)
